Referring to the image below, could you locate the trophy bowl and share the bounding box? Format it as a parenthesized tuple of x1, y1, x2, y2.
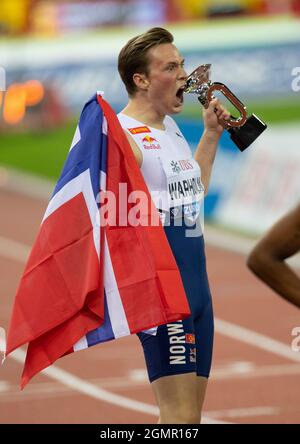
(184, 64, 267, 151)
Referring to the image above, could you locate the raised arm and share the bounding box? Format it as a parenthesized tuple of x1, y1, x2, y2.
(194, 98, 229, 195)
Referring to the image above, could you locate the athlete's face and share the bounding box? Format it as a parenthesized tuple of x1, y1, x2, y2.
(144, 43, 187, 115)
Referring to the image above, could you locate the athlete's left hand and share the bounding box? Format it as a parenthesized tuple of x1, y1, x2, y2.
(202, 98, 231, 137)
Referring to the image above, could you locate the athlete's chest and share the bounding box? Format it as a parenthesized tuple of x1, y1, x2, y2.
(131, 127, 194, 181)
(133, 129, 203, 211)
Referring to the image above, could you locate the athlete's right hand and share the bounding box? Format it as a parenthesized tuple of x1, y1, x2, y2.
(202, 98, 230, 137)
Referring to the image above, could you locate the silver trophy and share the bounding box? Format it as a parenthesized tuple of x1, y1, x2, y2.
(184, 64, 267, 151)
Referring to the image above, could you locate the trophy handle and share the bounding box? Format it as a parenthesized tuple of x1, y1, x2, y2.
(207, 82, 248, 128)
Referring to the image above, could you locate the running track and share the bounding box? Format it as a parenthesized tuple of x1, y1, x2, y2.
(0, 184, 299, 424)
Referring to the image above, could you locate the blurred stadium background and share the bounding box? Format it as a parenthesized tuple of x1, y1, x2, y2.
(0, 0, 300, 425)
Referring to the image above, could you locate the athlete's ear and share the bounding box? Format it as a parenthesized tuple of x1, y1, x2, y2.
(133, 73, 149, 91)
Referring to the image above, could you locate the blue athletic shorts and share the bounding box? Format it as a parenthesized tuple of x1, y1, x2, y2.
(137, 215, 214, 383)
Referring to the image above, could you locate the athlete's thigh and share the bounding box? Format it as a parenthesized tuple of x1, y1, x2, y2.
(196, 376, 208, 411)
(151, 372, 207, 411)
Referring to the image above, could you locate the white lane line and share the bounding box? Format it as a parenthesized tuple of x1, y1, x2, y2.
(215, 319, 300, 363)
(0, 167, 53, 201)
(2, 360, 300, 404)
(0, 379, 149, 402)
(0, 236, 30, 263)
(205, 225, 300, 269)
(0, 327, 6, 349)
(0, 337, 157, 415)
(2, 361, 299, 402)
(212, 362, 300, 380)
(129, 362, 300, 382)
(0, 336, 229, 424)
(0, 380, 11, 392)
(204, 226, 255, 256)
(206, 406, 281, 420)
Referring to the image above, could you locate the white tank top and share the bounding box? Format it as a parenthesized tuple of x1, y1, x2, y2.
(117, 112, 204, 223)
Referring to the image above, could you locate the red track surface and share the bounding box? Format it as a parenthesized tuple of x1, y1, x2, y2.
(0, 189, 299, 424)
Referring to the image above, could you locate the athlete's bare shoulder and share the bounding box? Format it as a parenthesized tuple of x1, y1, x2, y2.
(123, 130, 143, 168)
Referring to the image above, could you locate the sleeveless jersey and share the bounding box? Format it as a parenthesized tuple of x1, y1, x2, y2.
(117, 113, 204, 224)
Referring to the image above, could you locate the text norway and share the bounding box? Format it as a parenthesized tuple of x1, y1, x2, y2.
(168, 323, 186, 364)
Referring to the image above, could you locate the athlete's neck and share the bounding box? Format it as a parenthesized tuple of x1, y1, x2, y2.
(121, 97, 166, 131)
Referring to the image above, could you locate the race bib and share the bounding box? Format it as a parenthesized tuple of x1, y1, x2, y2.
(159, 157, 205, 220)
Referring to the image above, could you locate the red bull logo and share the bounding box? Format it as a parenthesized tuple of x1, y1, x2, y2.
(142, 135, 156, 143)
(142, 135, 161, 149)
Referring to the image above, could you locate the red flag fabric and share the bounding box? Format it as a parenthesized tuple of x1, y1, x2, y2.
(5, 94, 191, 389)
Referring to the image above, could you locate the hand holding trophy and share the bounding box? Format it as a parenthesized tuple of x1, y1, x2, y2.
(184, 64, 267, 151)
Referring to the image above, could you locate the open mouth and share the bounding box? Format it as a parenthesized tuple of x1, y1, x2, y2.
(176, 86, 185, 103)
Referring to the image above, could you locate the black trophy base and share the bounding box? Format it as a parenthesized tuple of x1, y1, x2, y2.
(228, 114, 267, 151)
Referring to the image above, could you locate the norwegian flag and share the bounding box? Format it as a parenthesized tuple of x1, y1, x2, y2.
(5, 94, 190, 389)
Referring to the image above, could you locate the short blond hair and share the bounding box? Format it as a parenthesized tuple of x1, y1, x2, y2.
(118, 27, 174, 96)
